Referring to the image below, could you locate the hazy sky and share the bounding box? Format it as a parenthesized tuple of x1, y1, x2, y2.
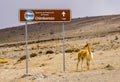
(0, 0, 120, 29)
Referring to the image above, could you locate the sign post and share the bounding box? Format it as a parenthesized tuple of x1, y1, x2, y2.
(62, 23, 65, 72)
(25, 22, 29, 75)
(19, 9, 71, 74)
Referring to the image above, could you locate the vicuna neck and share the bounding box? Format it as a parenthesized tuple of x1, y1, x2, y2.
(87, 44, 91, 55)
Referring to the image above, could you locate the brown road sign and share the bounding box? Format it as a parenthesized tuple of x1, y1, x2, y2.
(19, 9, 71, 22)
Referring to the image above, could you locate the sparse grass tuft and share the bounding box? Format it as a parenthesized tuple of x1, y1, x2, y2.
(0, 58, 8, 64)
(73, 48, 80, 52)
(46, 50, 54, 54)
(38, 51, 42, 54)
(31, 47, 35, 50)
(92, 42, 100, 45)
(30, 53, 38, 58)
(39, 63, 46, 67)
(17, 53, 38, 62)
(65, 48, 80, 53)
(65, 49, 73, 53)
(17, 55, 26, 62)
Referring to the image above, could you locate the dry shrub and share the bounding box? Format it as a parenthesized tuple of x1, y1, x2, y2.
(17, 53, 38, 62)
(73, 48, 80, 52)
(38, 51, 42, 54)
(65, 49, 73, 53)
(39, 62, 47, 67)
(17, 55, 26, 62)
(31, 47, 35, 50)
(46, 50, 54, 54)
(0, 58, 8, 64)
(92, 42, 100, 45)
(65, 48, 80, 53)
(30, 53, 38, 58)
(40, 63, 46, 67)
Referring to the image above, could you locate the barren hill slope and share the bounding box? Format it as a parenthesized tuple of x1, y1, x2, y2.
(0, 15, 120, 45)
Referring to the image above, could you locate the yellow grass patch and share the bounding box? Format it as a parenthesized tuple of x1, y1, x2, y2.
(0, 58, 8, 64)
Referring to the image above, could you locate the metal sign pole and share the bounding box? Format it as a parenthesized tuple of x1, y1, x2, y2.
(62, 23, 66, 72)
(25, 22, 29, 75)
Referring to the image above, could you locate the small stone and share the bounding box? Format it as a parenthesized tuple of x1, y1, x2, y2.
(104, 64, 114, 70)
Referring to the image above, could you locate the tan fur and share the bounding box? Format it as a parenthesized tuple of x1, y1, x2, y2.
(76, 43, 93, 71)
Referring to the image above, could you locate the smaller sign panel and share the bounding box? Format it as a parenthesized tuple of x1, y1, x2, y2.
(19, 9, 71, 22)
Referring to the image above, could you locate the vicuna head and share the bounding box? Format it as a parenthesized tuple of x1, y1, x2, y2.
(83, 42, 90, 48)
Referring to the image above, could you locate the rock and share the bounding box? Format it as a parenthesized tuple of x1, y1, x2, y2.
(21, 74, 48, 80)
(21, 74, 32, 78)
(115, 36, 118, 40)
(30, 74, 48, 80)
(104, 64, 114, 70)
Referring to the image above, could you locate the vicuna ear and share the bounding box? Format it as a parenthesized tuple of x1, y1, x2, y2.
(86, 41, 91, 45)
(86, 41, 89, 44)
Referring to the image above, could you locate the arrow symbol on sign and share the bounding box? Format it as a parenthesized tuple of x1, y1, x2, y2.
(62, 11, 66, 17)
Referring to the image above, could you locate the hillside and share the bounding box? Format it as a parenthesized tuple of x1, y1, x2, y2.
(0, 15, 120, 45)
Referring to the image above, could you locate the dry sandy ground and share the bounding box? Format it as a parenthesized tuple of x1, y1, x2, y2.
(0, 15, 120, 82)
(0, 35, 120, 82)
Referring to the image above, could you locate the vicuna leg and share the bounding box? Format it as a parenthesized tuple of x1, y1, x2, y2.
(76, 58, 80, 71)
(81, 58, 84, 71)
(86, 60, 90, 70)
